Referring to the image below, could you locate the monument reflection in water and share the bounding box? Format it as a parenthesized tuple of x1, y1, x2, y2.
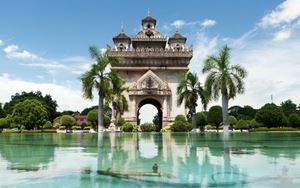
(0, 133, 300, 187)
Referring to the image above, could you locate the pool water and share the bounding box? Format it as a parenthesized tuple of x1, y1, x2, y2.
(0, 133, 299, 188)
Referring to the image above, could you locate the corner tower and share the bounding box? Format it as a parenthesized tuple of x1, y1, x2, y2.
(108, 13, 193, 129)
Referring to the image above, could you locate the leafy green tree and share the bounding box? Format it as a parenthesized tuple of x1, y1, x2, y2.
(4, 91, 57, 121)
(57, 110, 79, 116)
(288, 113, 300, 128)
(0, 103, 5, 118)
(228, 115, 237, 129)
(80, 47, 120, 132)
(81, 105, 97, 115)
(249, 119, 263, 128)
(255, 103, 286, 128)
(60, 115, 76, 130)
(240, 105, 256, 120)
(87, 109, 98, 128)
(195, 112, 207, 132)
(228, 105, 242, 119)
(177, 71, 207, 129)
(203, 45, 247, 131)
(43, 121, 52, 129)
(207, 106, 223, 132)
(281, 99, 297, 117)
(0, 118, 10, 129)
(234, 120, 249, 132)
(11, 99, 48, 130)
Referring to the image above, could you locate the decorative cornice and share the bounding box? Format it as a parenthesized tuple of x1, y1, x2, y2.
(111, 66, 189, 71)
(108, 48, 192, 58)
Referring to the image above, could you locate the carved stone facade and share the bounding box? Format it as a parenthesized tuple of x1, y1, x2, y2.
(108, 13, 192, 128)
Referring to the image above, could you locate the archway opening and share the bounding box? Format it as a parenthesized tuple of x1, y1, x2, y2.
(137, 98, 162, 131)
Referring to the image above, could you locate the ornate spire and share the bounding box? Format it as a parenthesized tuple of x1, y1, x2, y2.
(175, 24, 179, 33)
(148, 8, 151, 16)
(121, 22, 124, 33)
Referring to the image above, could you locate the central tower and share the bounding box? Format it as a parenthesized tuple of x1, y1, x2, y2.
(108, 12, 192, 129)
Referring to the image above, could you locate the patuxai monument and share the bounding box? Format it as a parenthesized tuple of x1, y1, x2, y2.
(108, 12, 193, 129)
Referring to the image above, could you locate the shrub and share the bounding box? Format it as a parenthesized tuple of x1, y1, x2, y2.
(171, 121, 192, 132)
(117, 117, 126, 127)
(288, 113, 300, 128)
(53, 116, 61, 129)
(195, 112, 207, 131)
(175, 115, 186, 122)
(0, 118, 10, 129)
(84, 126, 92, 130)
(255, 103, 286, 128)
(122, 123, 134, 132)
(71, 125, 82, 130)
(161, 124, 172, 132)
(43, 121, 52, 129)
(140, 123, 156, 132)
(59, 125, 66, 130)
(205, 125, 216, 130)
(60, 115, 76, 129)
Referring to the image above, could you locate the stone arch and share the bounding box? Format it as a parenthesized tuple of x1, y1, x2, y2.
(137, 98, 162, 131)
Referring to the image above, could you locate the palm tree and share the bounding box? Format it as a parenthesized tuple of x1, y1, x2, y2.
(202, 45, 247, 131)
(177, 71, 207, 129)
(81, 46, 120, 132)
(108, 73, 128, 125)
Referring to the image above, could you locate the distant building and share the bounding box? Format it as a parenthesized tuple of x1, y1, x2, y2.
(74, 115, 87, 125)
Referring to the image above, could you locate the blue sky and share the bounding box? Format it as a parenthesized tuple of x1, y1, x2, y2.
(1, 0, 300, 121)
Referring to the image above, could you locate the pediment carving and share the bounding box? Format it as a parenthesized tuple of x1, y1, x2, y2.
(129, 70, 171, 96)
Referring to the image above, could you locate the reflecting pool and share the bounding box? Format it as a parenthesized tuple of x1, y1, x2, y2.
(0, 133, 299, 188)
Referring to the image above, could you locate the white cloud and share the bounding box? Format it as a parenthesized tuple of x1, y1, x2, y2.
(171, 20, 186, 29)
(0, 40, 3, 46)
(3, 45, 39, 61)
(0, 74, 97, 111)
(201, 19, 217, 28)
(190, 33, 218, 74)
(229, 38, 300, 107)
(62, 56, 90, 63)
(165, 18, 216, 32)
(260, 0, 300, 27)
(273, 28, 292, 41)
(20, 62, 66, 69)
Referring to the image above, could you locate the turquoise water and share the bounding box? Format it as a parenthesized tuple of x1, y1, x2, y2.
(0, 133, 299, 188)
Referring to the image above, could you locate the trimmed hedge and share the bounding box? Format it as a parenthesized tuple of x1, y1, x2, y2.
(71, 125, 82, 130)
(2, 129, 21, 133)
(255, 127, 299, 132)
(21, 130, 41, 133)
(42, 129, 57, 133)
